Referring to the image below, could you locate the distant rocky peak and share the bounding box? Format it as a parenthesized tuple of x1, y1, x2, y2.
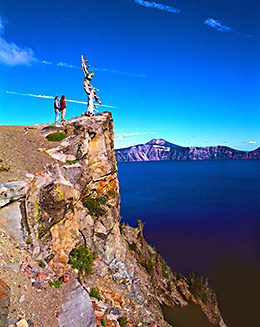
(146, 138, 181, 148)
(146, 139, 167, 145)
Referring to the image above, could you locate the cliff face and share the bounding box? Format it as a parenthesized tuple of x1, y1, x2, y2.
(0, 114, 227, 327)
(116, 138, 260, 162)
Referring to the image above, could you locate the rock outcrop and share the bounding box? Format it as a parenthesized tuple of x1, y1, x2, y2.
(58, 278, 96, 327)
(116, 138, 260, 162)
(0, 113, 227, 327)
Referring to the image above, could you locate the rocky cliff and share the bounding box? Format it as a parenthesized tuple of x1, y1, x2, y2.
(0, 113, 227, 327)
(116, 138, 260, 162)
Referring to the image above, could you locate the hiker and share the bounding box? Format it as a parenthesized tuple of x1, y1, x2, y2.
(54, 96, 60, 123)
(60, 95, 67, 121)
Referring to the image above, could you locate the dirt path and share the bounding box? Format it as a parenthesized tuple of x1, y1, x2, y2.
(0, 125, 58, 184)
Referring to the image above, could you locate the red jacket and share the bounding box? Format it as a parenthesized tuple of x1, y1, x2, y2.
(60, 98, 66, 109)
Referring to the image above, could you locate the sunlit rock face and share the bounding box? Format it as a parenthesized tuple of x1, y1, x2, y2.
(0, 113, 227, 327)
(116, 139, 260, 162)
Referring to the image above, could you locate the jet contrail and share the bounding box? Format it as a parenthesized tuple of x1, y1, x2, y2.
(3, 90, 118, 108)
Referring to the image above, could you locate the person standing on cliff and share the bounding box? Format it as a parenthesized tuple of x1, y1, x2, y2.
(60, 95, 67, 121)
(54, 96, 60, 123)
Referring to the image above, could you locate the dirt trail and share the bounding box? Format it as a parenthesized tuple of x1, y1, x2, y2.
(0, 125, 58, 184)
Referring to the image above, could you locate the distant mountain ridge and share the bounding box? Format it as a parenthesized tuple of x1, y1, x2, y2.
(116, 138, 260, 162)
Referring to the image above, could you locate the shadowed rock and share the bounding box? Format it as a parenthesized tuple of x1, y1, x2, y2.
(58, 278, 96, 327)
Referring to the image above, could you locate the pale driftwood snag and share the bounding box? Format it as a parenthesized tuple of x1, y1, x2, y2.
(81, 55, 102, 116)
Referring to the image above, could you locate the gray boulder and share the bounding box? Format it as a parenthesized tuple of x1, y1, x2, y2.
(58, 278, 96, 327)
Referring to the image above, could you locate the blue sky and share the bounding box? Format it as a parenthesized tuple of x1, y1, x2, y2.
(0, 0, 259, 150)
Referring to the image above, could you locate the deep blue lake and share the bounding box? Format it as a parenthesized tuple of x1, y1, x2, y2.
(117, 160, 260, 327)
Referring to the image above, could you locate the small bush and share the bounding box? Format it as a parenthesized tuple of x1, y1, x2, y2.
(98, 195, 108, 205)
(187, 273, 208, 302)
(112, 164, 117, 172)
(108, 188, 117, 198)
(89, 287, 102, 301)
(9, 197, 16, 204)
(118, 317, 129, 326)
(162, 262, 169, 279)
(46, 132, 66, 142)
(36, 260, 46, 268)
(66, 159, 79, 164)
(42, 125, 56, 130)
(177, 272, 183, 280)
(128, 242, 138, 252)
(49, 280, 63, 288)
(119, 222, 124, 235)
(81, 194, 107, 218)
(68, 245, 97, 278)
(0, 165, 11, 172)
(137, 219, 145, 232)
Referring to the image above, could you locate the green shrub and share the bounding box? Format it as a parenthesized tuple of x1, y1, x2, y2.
(137, 219, 145, 232)
(0, 165, 11, 172)
(112, 164, 117, 172)
(89, 287, 102, 301)
(68, 245, 97, 278)
(161, 262, 169, 279)
(9, 197, 16, 204)
(187, 273, 208, 302)
(49, 280, 63, 288)
(46, 132, 66, 142)
(177, 272, 183, 280)
(128, 242, 138, 252)
(36, 260, 46, 268)
(108, 188, 117, 198)
(101, 319, 106, 326)
(118, 317, 129, 326)
(66, 159, 79, 164)
(119, 222, 124, 235)
(98, 195, 108, 205)
(81, 194, 107, 218)
(42, 125, 56, 130)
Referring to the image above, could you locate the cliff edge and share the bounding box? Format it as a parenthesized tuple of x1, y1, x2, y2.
(0, 113, 226, 327)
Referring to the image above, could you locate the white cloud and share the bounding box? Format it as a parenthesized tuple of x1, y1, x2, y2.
(248, 141, 256, 144)
(2, 90, 118, 108)
(204, 18, 252, 37)
(4, 90, 53, 99)
(0, 17, 36, 66)
(61, 17, 78, 24)
(115, 134, 125, 139)
(115, 131, 156, 139)
(57, 61, 79, 69)
(134, 0, 181, 14)
(204, 18, 233, 32)
(40, 60, 147, 78)
(92, 66, 148, 78)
